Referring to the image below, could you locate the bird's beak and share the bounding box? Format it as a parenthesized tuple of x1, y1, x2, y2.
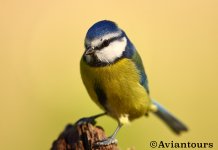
(85, 48, 95, 55)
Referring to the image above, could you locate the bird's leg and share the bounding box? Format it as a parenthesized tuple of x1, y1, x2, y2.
(76, 112, 107, 125)
(94, 122, 123, 147)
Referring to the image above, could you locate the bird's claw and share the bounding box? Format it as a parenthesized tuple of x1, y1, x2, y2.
(94, 137, 118, 147)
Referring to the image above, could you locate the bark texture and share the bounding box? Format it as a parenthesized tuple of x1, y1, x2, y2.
(51, 123, 119, 150)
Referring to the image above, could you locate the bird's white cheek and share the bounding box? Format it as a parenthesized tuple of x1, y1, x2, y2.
(96, 37, 127, 63)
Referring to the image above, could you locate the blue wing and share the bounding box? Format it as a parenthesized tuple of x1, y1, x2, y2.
(122, 37, 149, 93)
(131, 50, 149, 93)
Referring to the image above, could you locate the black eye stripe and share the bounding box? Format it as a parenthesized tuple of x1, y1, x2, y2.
(95, 35, 124, 50)
(102, 40, 109, 47)
(85, 32, 124, 51)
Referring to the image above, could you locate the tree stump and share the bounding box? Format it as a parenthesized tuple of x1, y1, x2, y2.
(51, 122, 119, 150)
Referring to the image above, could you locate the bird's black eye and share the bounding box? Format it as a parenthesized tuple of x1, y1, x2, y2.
(102, 40, 109, 47)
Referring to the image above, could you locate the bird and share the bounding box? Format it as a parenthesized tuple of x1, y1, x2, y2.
(79, 20, 188, 146)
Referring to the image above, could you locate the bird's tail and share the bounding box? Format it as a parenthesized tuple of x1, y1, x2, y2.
(150, 100, 188, 134)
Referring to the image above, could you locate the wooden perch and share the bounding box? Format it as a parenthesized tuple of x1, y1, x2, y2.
(51, 122, 119, 150)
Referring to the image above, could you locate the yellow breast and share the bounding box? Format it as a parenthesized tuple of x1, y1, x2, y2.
(80, 58, 151, 122)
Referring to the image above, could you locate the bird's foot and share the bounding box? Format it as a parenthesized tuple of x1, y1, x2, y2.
(76, 116, 96, 125)
(94, 137, 118, 147)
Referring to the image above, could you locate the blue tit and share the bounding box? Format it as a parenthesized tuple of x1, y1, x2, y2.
(80, 20, 188, 146)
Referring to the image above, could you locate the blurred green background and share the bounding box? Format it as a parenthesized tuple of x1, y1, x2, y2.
(0, 0, 218, 149)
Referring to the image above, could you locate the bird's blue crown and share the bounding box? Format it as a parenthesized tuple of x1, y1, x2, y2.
(85, 20, 120, 41)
